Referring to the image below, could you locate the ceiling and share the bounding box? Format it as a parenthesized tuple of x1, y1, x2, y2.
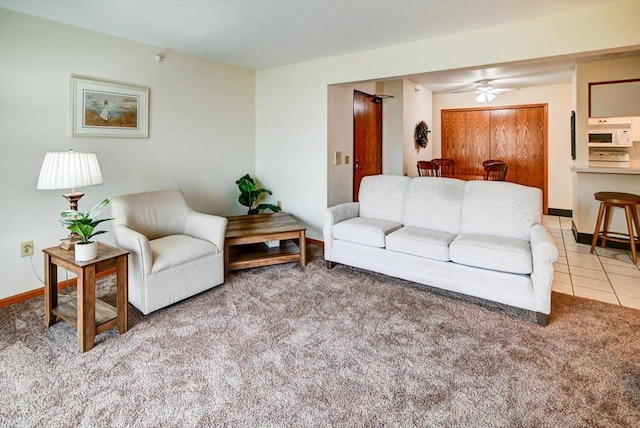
(0, 0, 632, 93)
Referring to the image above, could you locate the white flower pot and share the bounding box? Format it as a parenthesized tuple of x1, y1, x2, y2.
(75, 241, 98, 262)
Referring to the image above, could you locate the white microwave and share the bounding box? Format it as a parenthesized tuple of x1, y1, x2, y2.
(588, 129, 632, 147)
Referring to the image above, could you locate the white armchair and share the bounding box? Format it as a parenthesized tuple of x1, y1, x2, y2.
(111, 189, 227, 315)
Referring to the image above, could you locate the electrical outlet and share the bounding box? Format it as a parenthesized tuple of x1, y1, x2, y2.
(21, 240, 34, 257)
(276, 200, 282, 209)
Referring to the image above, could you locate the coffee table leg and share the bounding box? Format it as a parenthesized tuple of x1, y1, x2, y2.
(299, 230, 306, 267)
(224, 240, 230, 277)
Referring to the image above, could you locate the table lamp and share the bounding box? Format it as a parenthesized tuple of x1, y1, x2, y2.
(37, 149, 104, 248)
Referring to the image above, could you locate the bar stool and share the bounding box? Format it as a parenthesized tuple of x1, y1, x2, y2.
(590, 192, 640, 264)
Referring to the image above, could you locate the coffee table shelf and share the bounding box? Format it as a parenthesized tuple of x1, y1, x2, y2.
(225, 212, 306, 274)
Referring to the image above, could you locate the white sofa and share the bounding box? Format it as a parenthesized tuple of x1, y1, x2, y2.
(111, 189, 227, 315)
(324, 175, 558, 326)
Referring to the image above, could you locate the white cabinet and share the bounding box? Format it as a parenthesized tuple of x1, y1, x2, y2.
(588, 117, 633, 126)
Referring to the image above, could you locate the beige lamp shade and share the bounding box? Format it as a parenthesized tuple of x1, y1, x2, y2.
(37, 150, 103, 192)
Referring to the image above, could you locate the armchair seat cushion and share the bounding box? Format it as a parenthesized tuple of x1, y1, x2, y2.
(450, 234, 532, 274)
(150, 235, 219, 273)
(333, 217, 402, 248)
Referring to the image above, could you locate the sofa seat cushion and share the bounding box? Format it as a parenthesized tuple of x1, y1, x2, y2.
(150, 235, 219, 273)
(450, 234, 532, 274)
(386, 226, 456, 261)
(333, 217, 402, 248)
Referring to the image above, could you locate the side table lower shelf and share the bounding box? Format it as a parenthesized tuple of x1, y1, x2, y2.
(53, 298, 119, 336)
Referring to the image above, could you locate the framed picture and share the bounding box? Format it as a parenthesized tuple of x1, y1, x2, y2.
(71, 75, 149, 138)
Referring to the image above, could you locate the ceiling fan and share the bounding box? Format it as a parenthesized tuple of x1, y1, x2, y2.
(453, 79, 518, 103)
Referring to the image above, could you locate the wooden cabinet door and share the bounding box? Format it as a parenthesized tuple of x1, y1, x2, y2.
(441, 105, 547, 212)
(490, 109, 517, 181)
(515, 106, 546, 190)
(442, 110, 490, 175)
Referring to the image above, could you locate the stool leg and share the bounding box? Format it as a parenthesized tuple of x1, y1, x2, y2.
(601, 204, 613, 249)
(591, 202, 606, 254)
(632, 205, 640, 265)
(625, 204, 638, 264)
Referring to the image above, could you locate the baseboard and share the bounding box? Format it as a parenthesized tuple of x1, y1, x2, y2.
(0, 267, 117, 308)
(307, 238, 324, 248)
(548, 208, 572, 218)
(571, 221, 639, 251)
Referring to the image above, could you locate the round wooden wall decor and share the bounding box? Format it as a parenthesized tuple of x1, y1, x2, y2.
(415, 120, 431, 148)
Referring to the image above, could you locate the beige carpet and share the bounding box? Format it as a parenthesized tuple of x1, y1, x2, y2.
(1, 245, 639, 427)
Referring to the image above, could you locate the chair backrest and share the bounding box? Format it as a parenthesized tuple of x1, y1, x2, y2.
(482, 159, 505, 167)
(417, 161, 441, 177)
(111, 189, 192, 240)
(430, 158, 456, 177)
(484, 162, 508, 181)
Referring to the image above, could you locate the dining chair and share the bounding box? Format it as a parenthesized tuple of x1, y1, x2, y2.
(482, 159, 505, 168)
(430, 158, 455, 177)
(484, 162, 508, 181)
(417, 161, 441, 177)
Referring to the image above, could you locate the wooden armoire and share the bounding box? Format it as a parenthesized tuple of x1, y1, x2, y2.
(441, 104, 548, 212)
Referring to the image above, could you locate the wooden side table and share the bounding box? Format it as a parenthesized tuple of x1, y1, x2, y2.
(43, 242, 129, 352)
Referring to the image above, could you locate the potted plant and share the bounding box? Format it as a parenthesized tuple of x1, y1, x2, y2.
(59, 198, 114, 261)
(236, 174, 281, 215)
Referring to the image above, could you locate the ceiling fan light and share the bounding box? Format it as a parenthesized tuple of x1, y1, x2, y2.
(486, 92, 496, 102)
(476, 93, 487, 103)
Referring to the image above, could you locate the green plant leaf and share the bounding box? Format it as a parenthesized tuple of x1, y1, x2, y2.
(256, 204, 281, 213)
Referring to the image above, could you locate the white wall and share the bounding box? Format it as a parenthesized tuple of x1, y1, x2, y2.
(0, 9, 256, 298)
(432, 84, 574, 210)
(256, 1, 640, 241)
(574, 56, 640, 234)
(403, 80, 432, 177)
(326, 82, 376, 207)
(381, 80, 404, 176)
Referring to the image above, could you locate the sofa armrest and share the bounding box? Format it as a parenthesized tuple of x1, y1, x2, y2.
(323, 202, 359, 261)
(530, 223, 559, 315)
(184, 212, 228, 252)
(113, 225, 153, 275)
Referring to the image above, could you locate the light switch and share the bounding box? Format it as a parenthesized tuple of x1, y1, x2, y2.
(344, 155, 350, 164)
(334, 151, 342, 165)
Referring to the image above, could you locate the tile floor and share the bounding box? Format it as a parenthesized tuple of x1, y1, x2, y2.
(544, 215, 640, 310)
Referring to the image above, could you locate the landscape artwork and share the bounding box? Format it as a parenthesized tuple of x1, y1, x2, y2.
(83, 90, 139, 129)
(71, 75, 149, 138)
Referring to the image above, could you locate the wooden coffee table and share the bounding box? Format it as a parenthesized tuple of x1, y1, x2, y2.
(224, 212, 306, 275)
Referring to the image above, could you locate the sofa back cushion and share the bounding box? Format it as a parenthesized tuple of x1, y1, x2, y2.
(460, 181, 542, 241)
(359, 175, 411, 223)
(111, 189, 191, 240)
(402, 177, 466, 234)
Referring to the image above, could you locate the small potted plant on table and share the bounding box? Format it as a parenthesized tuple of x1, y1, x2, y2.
(59, 199, 113, 261)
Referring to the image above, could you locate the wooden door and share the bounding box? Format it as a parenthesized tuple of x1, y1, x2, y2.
(353, 91, 382, 201)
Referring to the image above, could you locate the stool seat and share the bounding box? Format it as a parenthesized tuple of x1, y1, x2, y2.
(594, 192, 640, 205)
(590, 191, 640, 264)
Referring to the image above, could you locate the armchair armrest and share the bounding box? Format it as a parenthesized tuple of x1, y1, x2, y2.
(323, 202, 359, 260)
(530, 223, 559, 315)
(113, 225, 153, 275)
(184, 212, 228, 251)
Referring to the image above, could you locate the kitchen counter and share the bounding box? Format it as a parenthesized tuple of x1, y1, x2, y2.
(572, 160, 640, 174)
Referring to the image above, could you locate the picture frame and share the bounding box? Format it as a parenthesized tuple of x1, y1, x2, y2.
(71, 75, 149, 138)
